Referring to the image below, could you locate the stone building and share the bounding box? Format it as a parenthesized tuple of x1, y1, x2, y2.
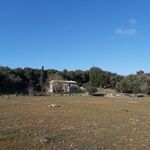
(49, 80, 79, 93)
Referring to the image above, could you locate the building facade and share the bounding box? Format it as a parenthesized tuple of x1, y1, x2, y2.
(49, 80, 79, 93)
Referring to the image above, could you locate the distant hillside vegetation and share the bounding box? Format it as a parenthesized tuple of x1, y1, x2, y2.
(0, 66, 149, 95)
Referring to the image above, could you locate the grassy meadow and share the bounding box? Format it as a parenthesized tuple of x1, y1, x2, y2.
(0, 96, 150, 150)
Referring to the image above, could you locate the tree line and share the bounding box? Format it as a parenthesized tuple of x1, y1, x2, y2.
(0, 66, 149, 95)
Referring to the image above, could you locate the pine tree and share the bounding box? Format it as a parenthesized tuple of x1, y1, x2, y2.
(39, 66, 44, 93)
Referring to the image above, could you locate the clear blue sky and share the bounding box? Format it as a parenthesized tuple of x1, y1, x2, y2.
(0, 0, 150, 75)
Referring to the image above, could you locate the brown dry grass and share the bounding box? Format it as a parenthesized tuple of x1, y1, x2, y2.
(0, 96, 150, 150)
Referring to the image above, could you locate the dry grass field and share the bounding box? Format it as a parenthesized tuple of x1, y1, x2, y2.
(0, 96, 150, 150)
